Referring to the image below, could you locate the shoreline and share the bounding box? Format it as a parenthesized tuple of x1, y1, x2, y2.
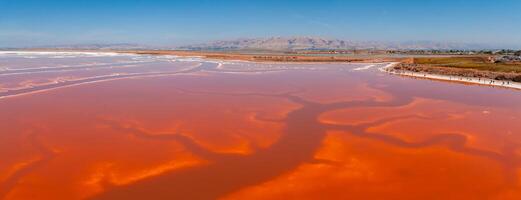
(0, 49, 399, 66)
(1, 49, 406, 63)
(381, 63, 521, 90)
(3, 50, 520, 91)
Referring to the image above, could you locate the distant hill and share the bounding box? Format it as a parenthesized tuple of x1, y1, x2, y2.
(179, 36, 493, 51)
(10, 37, 505, 51)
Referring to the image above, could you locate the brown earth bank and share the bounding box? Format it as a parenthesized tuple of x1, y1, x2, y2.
(390, 57, 521, 83)
(116, 50, 406, 63)
(393, 63, 521, 83)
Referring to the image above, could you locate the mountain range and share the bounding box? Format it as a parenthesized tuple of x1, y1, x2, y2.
(179, 36, 495, 51)
(12, 37, 511, 51)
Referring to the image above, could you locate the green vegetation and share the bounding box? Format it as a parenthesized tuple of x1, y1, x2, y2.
(414, 57, 521, 73)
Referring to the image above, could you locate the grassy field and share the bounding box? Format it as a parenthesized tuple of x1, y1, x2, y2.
(413, 57, 521, 73)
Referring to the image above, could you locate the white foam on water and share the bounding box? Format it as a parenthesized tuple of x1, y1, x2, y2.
(0, 51, 131, 58)
(0, 69, 207, 100)
(353, 64, 376, 71)
(176, 56, 205, 62)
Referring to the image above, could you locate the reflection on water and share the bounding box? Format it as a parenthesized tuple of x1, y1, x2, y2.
(1, 52, 521, 200)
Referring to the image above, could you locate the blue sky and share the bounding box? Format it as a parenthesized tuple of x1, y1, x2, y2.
(1, 0, 520, 48)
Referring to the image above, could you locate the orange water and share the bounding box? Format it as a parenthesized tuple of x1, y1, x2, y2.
(1, 55, 521, 200)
